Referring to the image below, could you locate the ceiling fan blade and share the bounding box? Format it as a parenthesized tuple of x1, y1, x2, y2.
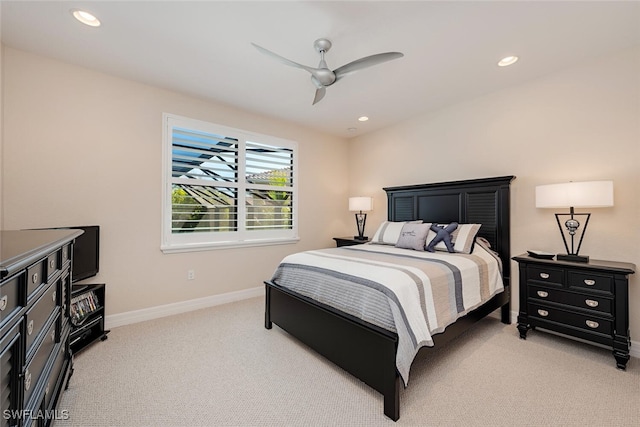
(312, 87, 326, 105)
(251, 43, 316, 74)
(334, 52, 404, 80)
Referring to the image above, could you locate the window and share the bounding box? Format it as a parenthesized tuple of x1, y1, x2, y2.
(161, 114, 298, 252)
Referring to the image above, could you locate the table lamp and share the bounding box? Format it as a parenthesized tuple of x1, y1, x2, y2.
(349, 197, 373, 240)
(535, 180, 613, 263)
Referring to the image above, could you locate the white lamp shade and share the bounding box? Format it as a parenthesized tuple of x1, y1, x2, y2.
(349, 197, 373, 212)
(535, 181, 614, 208)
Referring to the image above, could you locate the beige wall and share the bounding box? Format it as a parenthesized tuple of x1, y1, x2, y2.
(1, 47, 349, 314)
(347, 46, 640, 339)
(2, 44, 639, 338)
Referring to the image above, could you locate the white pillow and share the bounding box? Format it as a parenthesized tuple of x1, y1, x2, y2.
(371, 220, 422, 245)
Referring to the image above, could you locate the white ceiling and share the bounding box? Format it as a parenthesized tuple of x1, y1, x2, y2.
(2, 1, 639, 139)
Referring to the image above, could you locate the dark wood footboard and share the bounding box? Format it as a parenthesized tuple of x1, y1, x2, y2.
(265, 280, 511, 421)
(265, 281, 401, 420)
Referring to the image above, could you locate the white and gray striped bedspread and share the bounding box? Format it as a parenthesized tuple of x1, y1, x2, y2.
(270, 241, 504, 386)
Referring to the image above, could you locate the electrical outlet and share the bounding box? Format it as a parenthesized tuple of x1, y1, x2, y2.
(187, 269, 195, 280)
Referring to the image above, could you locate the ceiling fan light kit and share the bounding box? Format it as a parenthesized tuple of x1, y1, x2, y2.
(252, 38, 404, 105)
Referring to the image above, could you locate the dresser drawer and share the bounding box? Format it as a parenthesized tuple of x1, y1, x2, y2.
(46, 250, 61, 281)
(526, 265, 564, 287)
(61, 243, 71, 266)
(528, 284, 613, 315)
(1, 273, 24, 328)
(26, 259, 46, 299)
(568, 271, 613, 294)
(24, 284, 58, 356)
(24, 317, 57, 406)
(529, 302, 612, 336)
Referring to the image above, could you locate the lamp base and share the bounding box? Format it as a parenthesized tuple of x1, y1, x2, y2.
(353, 235, 369, 241)
(557, 253, 589, 263)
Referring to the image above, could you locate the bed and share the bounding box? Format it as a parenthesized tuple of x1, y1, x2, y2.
(264, 175, 515, 421)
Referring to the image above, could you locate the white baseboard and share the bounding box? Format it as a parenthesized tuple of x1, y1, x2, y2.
(107, 293, 639, 359)
(632, 343, 640, 359)
(105, 286, 264, 329)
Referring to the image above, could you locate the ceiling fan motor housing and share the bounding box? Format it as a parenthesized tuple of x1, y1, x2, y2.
(314, 38, 332, 53)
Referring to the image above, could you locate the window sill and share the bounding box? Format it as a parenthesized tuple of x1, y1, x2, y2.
(161, 236, 300, 254)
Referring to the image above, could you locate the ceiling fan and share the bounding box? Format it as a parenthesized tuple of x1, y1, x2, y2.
(252, 38, 404, 105)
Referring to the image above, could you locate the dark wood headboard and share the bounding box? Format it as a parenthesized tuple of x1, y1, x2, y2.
(384, 175, 515, 285)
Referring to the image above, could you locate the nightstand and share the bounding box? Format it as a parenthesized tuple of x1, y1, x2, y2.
(513, 254, 635, 369)
(333, 236, 370, 247)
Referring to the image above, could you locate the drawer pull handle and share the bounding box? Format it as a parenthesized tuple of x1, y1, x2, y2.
(584, 279, 596, 286)
(585, 299, 599, 308)
(537, 291, 549, 298)
(51, 330, 56, 342)
(539, 273, 550, 279)
(27, 320, 34, 335)
(52, 291, 57, 302)
(50, 259, 55, 269)
(0, 295, 7, 311)
(32, 272, 38, 284)
(537, 309, 549, 317)
(586, 320, 599, 329)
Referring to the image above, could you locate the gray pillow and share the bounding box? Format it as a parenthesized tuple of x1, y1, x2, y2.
(395, 223, 432, 251)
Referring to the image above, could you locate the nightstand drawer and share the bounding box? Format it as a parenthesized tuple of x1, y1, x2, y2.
(526, 266, 564, 286)
(528, 285, 613, 315)
(568, 271, 613, 294)
(529, 302, 612, 335)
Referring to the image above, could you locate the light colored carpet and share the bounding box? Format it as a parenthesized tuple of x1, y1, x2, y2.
(56, 297, 639, 426)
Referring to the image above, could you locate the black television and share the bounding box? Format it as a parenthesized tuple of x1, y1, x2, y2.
(68, 225, 100, 282)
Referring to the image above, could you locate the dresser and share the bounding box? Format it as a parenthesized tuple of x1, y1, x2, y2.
(1, 229, 82, 427)
(513, 254, 635, 369)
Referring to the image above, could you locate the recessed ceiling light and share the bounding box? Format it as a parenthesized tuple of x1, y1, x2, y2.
(498, 56, 518, 67)
(71, 9, 101, 27)
(347, 127, 358, 132)
(358, 116, 369, 122)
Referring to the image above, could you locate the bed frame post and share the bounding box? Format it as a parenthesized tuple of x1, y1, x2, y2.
(500, 281, 511, 324)
(384, 373, 400, 421)
(265, 283, 272, 329)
